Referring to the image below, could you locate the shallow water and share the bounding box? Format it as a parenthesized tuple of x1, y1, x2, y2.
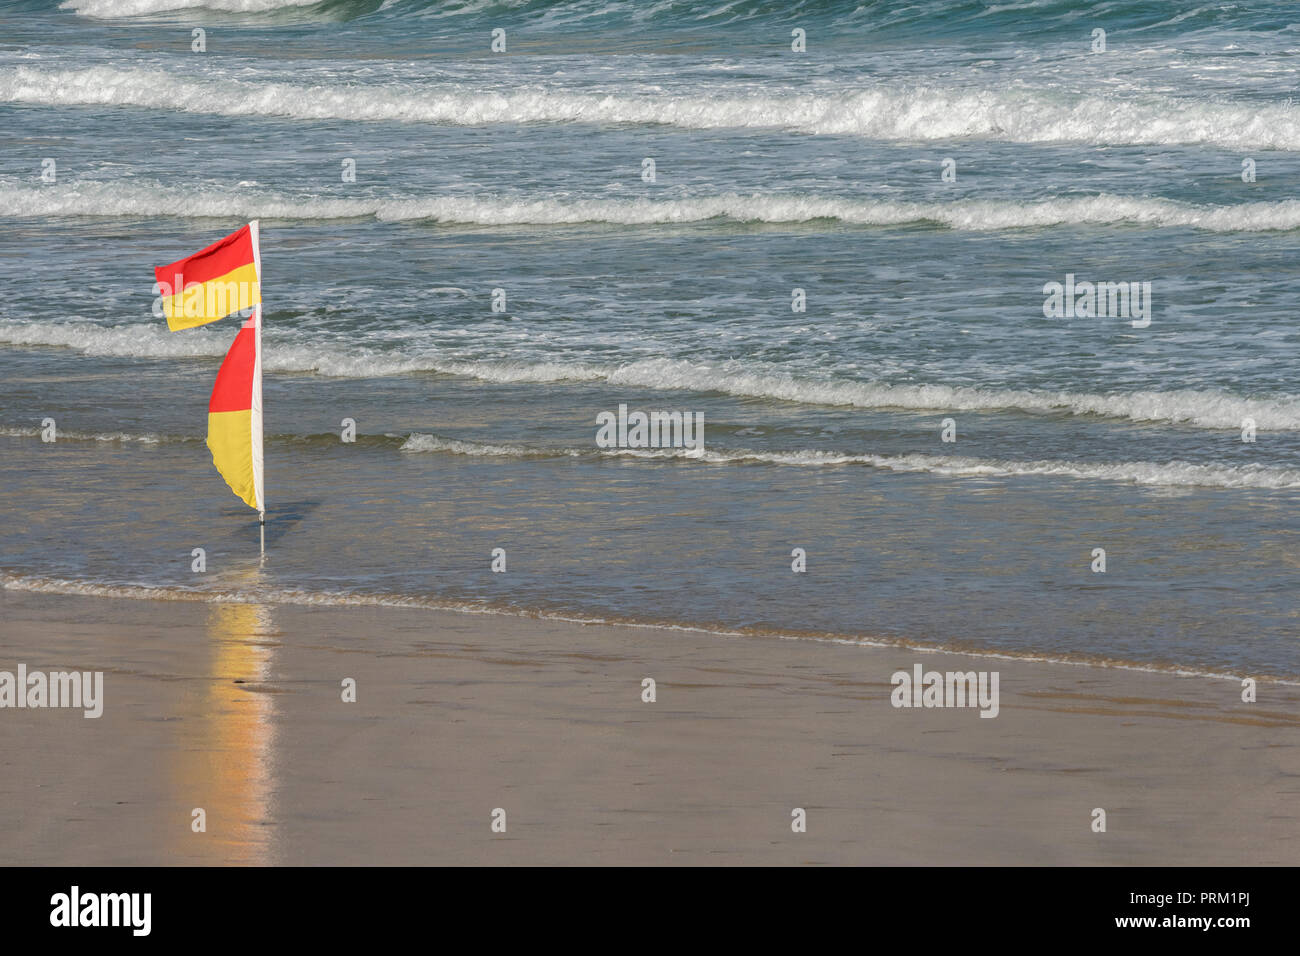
(2, 0, 1298, 678)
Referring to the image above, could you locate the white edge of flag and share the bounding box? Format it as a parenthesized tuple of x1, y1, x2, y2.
(249, 220, 265, 517)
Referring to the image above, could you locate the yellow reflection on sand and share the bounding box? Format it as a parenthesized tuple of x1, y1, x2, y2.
(174, 591, 277, 865)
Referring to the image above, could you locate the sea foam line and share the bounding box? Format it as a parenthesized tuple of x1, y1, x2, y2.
(4, 322, 1299, 431)
(7, 181, 1300, 233)
(2, 417, 1290, 488)
(0, 425, 181, 443)
(60, 0, 322, 16)
(4, 571, 1291, 686)
(5, 64, 1300, 150)
(398, 433, 1300, 489)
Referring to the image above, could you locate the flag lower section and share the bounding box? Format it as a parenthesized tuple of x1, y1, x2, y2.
(155, 224, 261, 331)
(206, 308, 264, 512)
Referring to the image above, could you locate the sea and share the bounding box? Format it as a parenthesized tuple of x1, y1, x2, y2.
(1, 0, 1298, 680)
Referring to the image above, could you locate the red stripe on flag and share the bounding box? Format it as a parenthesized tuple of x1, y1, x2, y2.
(209, 324, 257, 413)
(155, 224, 256, 292)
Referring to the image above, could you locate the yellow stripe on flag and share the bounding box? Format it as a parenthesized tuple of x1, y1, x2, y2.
(207, 409, 258, 509)
(163, 263, 262, 331)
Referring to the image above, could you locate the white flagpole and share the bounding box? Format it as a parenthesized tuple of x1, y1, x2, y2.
(249, 220, 265, 555)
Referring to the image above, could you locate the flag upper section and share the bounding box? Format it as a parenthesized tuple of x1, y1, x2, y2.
(154, 224, 261, 331)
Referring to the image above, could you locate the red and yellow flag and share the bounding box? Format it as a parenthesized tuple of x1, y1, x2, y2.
(154, 223, 261, 331)
(156, 222, 265, 515)
(207, 315, 264, 511)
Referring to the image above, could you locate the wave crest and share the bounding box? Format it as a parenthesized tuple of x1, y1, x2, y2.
(60, 0, 326, 16)
(4, 322, 1298, 430)
(7, 181, 1300, 233)
(6, 65, 1300, 150)
(397, 432, 1300, 489)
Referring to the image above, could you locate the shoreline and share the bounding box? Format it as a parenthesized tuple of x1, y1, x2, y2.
(2, 587, 1297, 865)
(4, 571, 1295, 687)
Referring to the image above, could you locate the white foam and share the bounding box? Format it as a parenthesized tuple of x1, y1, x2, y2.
(397, 432, 1300, 489)
(8, 180, 1300, 232)
(6, 64, 1300, 150)
(398, 433, 580, 457)
(600, 358, 1300, 431)
(0, 425, 174, 443)
(4, 322, 1298, 431)
(3, 571, 1289, 685)
(0, 320, 428, 377)
(60, 0, 322, 16)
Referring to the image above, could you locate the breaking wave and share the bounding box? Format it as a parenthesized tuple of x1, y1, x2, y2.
(4, 418, 1291, 487)
(4, 322, 1299, 430)
(60, 0, 326, 16)
(6, 65, 1300, 150)
(0, 425, 180, 443)
(397, 433, 1300, 489)
(7, 181, 1300, 233)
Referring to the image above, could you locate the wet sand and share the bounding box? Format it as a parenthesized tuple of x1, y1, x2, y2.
(1, 588, 1297, 866)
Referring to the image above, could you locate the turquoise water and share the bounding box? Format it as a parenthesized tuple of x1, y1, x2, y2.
(2, 0, 1299, 678)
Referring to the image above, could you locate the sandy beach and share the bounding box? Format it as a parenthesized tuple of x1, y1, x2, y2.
(1, 587, 1296, 866)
